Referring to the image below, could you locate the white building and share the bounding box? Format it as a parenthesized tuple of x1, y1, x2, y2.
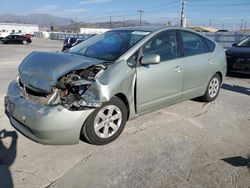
(80, 28, 109, 34)
(0, 23, 39, 37)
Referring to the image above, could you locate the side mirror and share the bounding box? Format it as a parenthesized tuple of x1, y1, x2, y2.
(140, 54, 160, 65)
(232, 43, 237, 47)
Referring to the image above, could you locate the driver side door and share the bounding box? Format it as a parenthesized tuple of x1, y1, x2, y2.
(136, 30, 183, 114)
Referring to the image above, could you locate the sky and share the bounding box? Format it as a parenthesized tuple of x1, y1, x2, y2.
(0, 0, 250, 30)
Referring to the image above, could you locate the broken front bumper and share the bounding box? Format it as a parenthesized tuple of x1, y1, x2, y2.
(5, 81, 94, 145)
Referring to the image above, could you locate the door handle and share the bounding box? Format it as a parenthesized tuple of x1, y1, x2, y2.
(208, 58, 213, 64)
(174, 66, 182, 73)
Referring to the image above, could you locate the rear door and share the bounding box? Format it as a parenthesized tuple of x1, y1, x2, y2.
(16, 36, 24, 44)
(179, 31, 214, 99)
(136, 30, 183, 114)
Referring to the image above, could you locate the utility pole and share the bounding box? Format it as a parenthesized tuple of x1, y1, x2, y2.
(209, 19, 212, 27)
(138, 10, 144, 26)
(75, 16, 78, 33)
(109, 16, 112, 29)
(123, 18, 126, 27)
(240, 19, 244, 30)
(71, 19, 75, 33)
(180, 0, 185, 27)
(244, 21, 247, 30)
(222, 23, 224, 29)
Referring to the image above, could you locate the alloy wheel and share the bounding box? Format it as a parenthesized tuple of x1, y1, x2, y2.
(94, 105, 122, 138)
(208, 77, 219, 98)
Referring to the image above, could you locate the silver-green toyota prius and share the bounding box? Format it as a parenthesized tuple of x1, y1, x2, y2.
(5, 27, 226, 145)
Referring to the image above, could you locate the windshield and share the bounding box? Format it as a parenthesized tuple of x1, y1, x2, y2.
(237, 37, 250, 47)
(68, 30, 150, 61)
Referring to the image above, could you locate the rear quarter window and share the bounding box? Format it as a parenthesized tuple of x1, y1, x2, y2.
(205, 38, 216, 52)
(180, 31, 208, 57)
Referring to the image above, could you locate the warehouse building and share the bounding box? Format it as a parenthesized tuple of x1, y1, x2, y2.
(0, 23, 39, 37)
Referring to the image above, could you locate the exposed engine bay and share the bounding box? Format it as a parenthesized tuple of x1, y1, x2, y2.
(18, 65, 105, 111)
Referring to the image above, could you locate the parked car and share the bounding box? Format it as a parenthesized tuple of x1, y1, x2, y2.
(0, 35, 31, 44)
(62, 34, 96, 51)
(62, 37, 85, 52)
(216, 29, 229, 32)
(226, 36, 250, 74)
(5, 27, 226, 145)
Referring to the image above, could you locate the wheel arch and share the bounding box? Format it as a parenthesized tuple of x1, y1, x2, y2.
(215, 71, 223, 85)
(114, 93, 130, 120)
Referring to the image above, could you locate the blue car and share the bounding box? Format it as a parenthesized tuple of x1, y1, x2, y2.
(62, 34, 96, 52)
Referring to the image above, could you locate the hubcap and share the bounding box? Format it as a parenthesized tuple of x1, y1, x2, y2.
(208, 77, 219, 98)
(94, 105, 122, 138)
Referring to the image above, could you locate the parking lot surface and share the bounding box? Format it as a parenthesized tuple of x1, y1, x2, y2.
(0, 38, 250, 188)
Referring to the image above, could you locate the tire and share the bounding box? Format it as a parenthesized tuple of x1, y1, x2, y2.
(81, 97, 127, 145)
(200, 73, 221, 102)
(22, 40, 28, 45)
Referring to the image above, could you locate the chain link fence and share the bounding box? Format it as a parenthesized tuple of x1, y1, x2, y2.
(203, 32, 250, 48)
(35, 31, 250, 48)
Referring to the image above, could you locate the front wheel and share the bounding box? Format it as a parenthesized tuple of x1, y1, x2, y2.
(22, 40, 28, 45)
(201, 73, 221, 102)
(81, 97, 127, 145)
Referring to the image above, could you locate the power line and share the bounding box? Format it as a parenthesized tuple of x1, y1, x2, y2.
(187, 2, 250, 7)
(79, 0, 179, 20)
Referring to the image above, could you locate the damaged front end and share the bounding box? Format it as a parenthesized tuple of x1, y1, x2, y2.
(18, 65, 105, 110)
(17, 51, 109, 111)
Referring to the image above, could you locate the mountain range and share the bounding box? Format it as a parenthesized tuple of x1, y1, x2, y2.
(0, 14, 72, 27)
(0, 13, 159, 31)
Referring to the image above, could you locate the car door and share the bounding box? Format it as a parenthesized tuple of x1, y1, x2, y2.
(11, 35, 18, 44)
(16, 36, 23, 44)
(179, 31, 214, 100)
(136, 30, 183, 114)
(6, 36, 13, 44)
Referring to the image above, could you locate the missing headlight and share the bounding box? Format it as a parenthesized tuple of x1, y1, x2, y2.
(55, 65, 104, 110)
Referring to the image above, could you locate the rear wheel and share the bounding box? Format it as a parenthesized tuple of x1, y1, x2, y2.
(81, 97, 127, 145)
(201, 73, 221, 102)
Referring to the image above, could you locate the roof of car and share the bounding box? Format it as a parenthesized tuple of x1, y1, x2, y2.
(112, 26, 166, 32)
(111, 26, 199, 33)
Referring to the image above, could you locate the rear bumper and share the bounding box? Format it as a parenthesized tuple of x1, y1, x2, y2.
(5, 81, 94, 145)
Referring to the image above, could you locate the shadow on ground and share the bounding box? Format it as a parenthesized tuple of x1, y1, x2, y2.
(222, 83, 250, 96)
(227, 72, 250, 79)
(222, 156, 250, 168)
(0, 129, 18, 188)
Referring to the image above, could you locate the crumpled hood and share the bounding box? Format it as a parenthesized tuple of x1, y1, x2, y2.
(18, 51, 103, 93)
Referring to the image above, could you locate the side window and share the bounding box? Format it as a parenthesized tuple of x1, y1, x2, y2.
(142, 31, 178, 61)
(205, 38, 215, 52)
(181, 32, 207, 57)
